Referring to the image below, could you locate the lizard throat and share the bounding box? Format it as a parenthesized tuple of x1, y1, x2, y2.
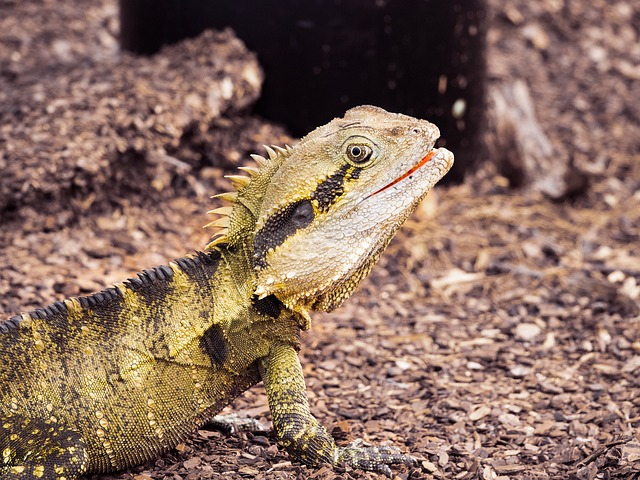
(367, 150, 436, 199)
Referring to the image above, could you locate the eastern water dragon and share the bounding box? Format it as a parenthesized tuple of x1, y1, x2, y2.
(0, 106, 454, 478)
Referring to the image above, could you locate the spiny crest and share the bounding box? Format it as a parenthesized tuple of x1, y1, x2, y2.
(204, 145, 292, 250)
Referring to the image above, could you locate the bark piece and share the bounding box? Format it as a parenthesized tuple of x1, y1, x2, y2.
(490, 80, 588, 198)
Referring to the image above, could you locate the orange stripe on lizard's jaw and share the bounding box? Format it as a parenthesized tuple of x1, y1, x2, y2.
(368, 150, 437, 198)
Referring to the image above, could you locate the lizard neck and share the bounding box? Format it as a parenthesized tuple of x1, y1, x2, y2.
(204, 145, 335, 323)
(205, 148, 311, 329)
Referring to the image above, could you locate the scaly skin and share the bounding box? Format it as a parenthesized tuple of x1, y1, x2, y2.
(0, 105, 453, 479)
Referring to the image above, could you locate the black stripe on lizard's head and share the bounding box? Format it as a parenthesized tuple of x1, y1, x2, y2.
(311, 163, 359, 212)
(253, 199, 315, 269)
(252, 164, 363, 269)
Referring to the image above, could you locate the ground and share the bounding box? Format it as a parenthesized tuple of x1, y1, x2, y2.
(1, 1, 639, 479)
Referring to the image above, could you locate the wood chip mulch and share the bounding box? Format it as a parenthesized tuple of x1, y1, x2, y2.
(1, 0, 639, 479)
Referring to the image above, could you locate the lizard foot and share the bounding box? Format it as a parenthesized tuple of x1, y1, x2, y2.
(335, 439, 417, 478)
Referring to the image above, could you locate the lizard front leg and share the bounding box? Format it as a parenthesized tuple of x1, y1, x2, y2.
(259, 343, 416, 477)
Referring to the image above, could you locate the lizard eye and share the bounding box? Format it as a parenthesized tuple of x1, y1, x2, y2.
(346, 143, 373, 165)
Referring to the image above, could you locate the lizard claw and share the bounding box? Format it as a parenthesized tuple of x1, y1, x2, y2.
(335, 440, 417, 477)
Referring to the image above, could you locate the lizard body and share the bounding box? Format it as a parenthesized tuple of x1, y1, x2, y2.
(0, 106, 453, 478)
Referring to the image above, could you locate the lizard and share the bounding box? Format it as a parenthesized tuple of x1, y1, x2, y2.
(0, 105, 454, 479)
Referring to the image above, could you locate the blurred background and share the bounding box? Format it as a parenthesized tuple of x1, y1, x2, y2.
(0, 1, 638, 478)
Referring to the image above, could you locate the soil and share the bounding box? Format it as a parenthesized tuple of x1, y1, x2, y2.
(1, 1, 639, 480)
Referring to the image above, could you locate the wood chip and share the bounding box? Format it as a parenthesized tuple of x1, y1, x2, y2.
(469, 405, 492, 421)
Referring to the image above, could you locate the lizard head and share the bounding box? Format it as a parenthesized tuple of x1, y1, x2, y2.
(210, 105, 453, 314)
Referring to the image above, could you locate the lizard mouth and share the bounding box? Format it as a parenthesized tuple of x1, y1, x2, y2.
(367, 149, 437, 198)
